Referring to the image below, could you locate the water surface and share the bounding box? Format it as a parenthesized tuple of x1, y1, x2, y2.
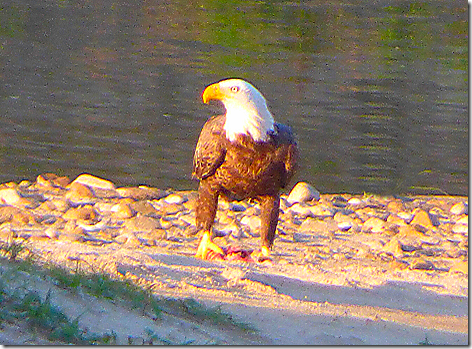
(0, 0, 468, 195)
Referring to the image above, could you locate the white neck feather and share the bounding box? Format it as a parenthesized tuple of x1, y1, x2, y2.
(223, 99, 275, 143)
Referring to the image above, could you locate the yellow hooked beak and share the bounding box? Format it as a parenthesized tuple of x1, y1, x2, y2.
(202, 83, 224, 104)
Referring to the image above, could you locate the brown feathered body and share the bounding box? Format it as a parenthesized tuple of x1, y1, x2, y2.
(193, 114, 298, 249)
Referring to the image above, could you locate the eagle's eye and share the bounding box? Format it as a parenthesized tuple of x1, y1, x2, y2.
(230, 86, 240, 93)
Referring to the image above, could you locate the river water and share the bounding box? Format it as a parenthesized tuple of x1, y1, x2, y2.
(0, 0, 468, 195)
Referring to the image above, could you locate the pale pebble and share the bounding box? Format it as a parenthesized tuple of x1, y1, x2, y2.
(287, 203, 313, 218)
(449, 260, 468, 275)
(362, 217, 386, 234)
(337, 221, 353, 231)
(451, 223, 468, 235)
(0, 188, 22, 206)
(124, 215, 161, 232)
(71, 173, 116, 190)
(410, 208, 434, 229)
(450, 201, 468, 215)
(287, 182, 320, 205)
(164, 193, 187, 205)
(347, 197, 362, 206)
(111, 203, 135, 219)
(397, 211, 414, 223)
(240, 215, 261, 232)
(308, 205, 334, 218)
(382, 237, 404, 258)
(456, 216, 468, 225)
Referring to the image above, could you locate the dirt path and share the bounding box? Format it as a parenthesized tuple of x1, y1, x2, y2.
(1, 236, 466, 345)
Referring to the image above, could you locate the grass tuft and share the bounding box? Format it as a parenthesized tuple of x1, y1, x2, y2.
(0, 238, 30, 261)
(0, 255, 257, 343)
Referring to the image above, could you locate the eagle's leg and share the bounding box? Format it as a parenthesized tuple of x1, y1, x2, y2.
(257, 194, 280, 259)
(195, 181, 224, 259)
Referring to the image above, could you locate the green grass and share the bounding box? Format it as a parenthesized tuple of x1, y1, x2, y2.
(0, 238, 30, 261)
(31, 260, 255, 333)
(0, 242, 257, 344)
(0, 283, 117, 344)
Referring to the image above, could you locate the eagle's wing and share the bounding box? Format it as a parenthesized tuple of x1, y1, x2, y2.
(192, 115, 227, 180)
(272, 122, 299, 188)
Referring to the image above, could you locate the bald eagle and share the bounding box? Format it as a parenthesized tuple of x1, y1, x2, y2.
(193, 78, 298, 261)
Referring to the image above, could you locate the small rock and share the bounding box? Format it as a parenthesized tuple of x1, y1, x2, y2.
(131, 201, 159, 216)
(449, 261, 468, 275)
(387, 200, 404, 213)
(240, 215, 261, 232)
(308, 204, 334, 218)
(63, 205, 98, 221)
(159, 203, 183, 215)
(362, 217, 386, 234)
(12, 211, 32, 225)
(287, 203, 312, 218)
(456, 215, 468, 225)
(164, 193, 187, 205)
(331, 195, 348, 208)
(300, 218, 327, 233)
(337, 221, 353, 231)
(65, 182, 95, 201)
(159, 218, 173, 229)
(0, 206, 20, 224)
(36, 173, 55, 188)
(37, 173, 70, 188)
(60, 221, 85, 241)
(0, 188, 22, 206)
(389, 260, 409, 270)
(410, 208, 434, 230)
(356, 246, 372, 258)
(287, 182, 320, 205)
(229, 202, 246, 212)
(44, 227, 59, 239)
(111, 202, 135, 219)
(244, 205, 260, 216)
(445, 245, 464, 258)
(37, 201, 56, 213)
(409, 259, 435, 270)
(382, 237, 403, 258)
(333, 212, 357, 225)
(360, 239, 384, 253)
(450, 201, 468, 215)
(348, 197, 362, 206)
(397, 225, 423, 238)
(70, 173, 116, 190)
(397, 211, 414, 223)
(386, 214, 407, 227)
(452, 223, 468, 234)
(94, 202, 114, 214)
(124, 215, 161, 233)
(122, 232, 142, 248)
(355, 207, 387, 221)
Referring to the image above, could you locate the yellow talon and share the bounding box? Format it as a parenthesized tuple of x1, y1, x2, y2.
(195, 231, 224, 259)
(251, 246, 272, 262)
(261, 246, 270, 257)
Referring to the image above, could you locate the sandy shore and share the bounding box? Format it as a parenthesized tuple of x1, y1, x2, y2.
(0, 174, 468, 345)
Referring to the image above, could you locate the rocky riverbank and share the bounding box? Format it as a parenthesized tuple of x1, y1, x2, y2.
(0, 173, 468, 345)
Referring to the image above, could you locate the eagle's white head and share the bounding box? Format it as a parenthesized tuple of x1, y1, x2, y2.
(202, 78, 275, 142)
